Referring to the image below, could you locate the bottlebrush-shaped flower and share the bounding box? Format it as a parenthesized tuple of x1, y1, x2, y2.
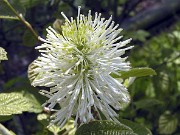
(31, 6, 133, 128)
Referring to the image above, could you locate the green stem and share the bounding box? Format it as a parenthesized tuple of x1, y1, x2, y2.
(3, 0, 39, 40)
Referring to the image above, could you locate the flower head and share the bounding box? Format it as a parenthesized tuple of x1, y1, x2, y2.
(31, 7, 133, 128)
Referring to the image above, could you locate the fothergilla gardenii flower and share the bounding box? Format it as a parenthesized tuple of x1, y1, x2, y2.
(31, 6, 133, 128)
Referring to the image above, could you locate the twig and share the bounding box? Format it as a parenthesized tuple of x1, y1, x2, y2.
(3, 0, 39, 41)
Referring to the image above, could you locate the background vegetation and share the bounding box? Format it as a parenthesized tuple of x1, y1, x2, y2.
(0, 0, 180, 134)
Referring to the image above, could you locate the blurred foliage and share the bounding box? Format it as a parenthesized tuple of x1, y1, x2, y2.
(120, 22, 180, 134)
(0, 0, 180, 134)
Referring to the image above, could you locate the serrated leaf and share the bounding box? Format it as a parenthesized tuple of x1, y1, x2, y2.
(119, 119, 152, 135)
(0, 47, 8, 62)
(134, 98, 163, 110)
(0, 92, 32, 115)
(2, 77, 45, 113)
(23, 91, 43, 113)
(159, 111, 178, 135)
(111, 68, 156, 79)
(75, 120, 136, 135)
(0, 92, 42, 115)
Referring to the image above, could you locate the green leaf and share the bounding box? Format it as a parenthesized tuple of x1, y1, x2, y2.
(0, 92, 32, 115)
(23, 30, 37, 47)
(0, 115, 13, 122)
(62, 120, 76, 135)
(0, 47, 8, 62)
(135, 30, 150, 42)
(134, 98, 163, 110)
(37, 113, 61, 134)
(123, 77, 136, 87)
(119, 119, 152, 135)
(111, 68, 156, 79)
(0, 124, 16, 135)
(3, 77, 26, 90)
(158, 111, 178, 135)
(75, 120, 136, 135)
(23, 91, 43, 113)
(0, 92, 42, 115)
(18, 0, 47, 9)
(124, 30, 150, 42)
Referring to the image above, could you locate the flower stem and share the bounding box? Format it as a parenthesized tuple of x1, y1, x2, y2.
(3, 0, 39, 41)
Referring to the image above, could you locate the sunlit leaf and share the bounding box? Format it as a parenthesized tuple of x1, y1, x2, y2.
(37, 113, 61, 134)
(23, 91, 43, 113)
(111, 68, 156, 79)
(0, 92, 32, 115)
(0, 92, 42, 115)
(123, 77, 136, 87)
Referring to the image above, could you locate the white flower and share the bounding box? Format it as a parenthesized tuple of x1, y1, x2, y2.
(31, 6, 133, 128)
